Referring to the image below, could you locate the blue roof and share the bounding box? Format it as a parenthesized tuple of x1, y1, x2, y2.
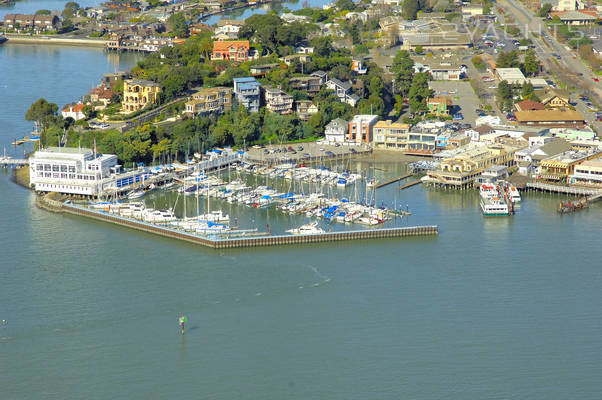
(233, 77, 258, 83)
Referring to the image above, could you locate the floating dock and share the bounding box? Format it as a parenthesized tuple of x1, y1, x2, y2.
(374, 173, 412, 189)
(45, 200, 438, 249)
(398, 180, 422, 190)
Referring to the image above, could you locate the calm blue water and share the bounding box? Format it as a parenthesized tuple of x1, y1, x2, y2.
(0, 0, 102, 16)
(2, 2, 602, 399)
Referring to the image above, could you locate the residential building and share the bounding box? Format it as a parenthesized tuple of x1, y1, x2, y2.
(538, 149, 602, 183)
(61, 104, 86, 121)
(282, 54, 311, 66)
(349, 115, 379, 143)
(295, 100, 318, 121)
(351, 58, 368, 75)
(427, 96, 452, 116)
(213, 23, 241, 39)
(324, 118, 348, 143)
(184, 87, 233, 116)
(89, 86, 116, 107)
(326, 79, 360, 106)
(289, 76, 323, 96)
(122, 79, 161, 112)
(263, 86, 294, 114)
(569, 158, 602, 187)
(541, 0, 585, 12)
(296, 46, 314, 54)
(211, 40, 250, 62)
(311, 70, 328, 84)
(29, 147, 118, 196)
(514, 109, 585, 128)
(249, 63, 280, 77)
(233, 77, 261, 113)
(2, 14, 60, 32)
(406, 130, 438, 155)
(373, 120, 410, 151)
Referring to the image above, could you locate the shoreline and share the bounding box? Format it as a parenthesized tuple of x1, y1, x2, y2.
(2, 34, 107, 48)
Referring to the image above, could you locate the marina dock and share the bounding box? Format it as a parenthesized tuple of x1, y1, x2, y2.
(0, 157, 28, 168)
(398, 180, 422, 190)
(46, 200, 438, 249)
(374, 173, 413, 189)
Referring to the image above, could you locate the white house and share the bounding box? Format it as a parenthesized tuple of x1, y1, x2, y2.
(324, 118, 348, 143)
(61, 103, 86, 121)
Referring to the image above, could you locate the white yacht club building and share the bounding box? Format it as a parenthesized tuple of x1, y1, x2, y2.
(29, 147, 118, 196)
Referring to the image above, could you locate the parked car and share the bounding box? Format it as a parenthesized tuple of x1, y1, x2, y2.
(452, 113, 464, 121)
(287, 146, 294, 151)
(325, 151, 335, 156)
(297, 145, 303, 151)
(350, 148, 357, 153)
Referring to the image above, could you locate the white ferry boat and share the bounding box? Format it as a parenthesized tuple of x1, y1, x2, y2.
(286, 221, 325, 235)
(508, 186, 521, 203)
(479, 184, 498, 200)
(480, 197, 511, 216)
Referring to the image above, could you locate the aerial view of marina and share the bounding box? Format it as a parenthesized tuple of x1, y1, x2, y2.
(1, 0, 601, 398)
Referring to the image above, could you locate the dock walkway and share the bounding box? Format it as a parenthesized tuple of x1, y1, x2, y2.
(526, 182, 600, 197)
(55, 202, 438, 249)
(398, 180, 422, 190)
(0, 158, 28, 168)
(374, 173, 412, 189)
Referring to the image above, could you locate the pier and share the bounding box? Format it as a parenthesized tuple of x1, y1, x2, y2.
(525, 182, 600, 197)
(374, 173, 412, 189)
(0, 158, 28, 168)
(398, 180, 422, 190)
(45, 200, 438, 249)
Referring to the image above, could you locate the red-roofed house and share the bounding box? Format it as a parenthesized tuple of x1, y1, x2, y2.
(211, 40, 250, 62)
(90, 86, 116, 107)
(61, 103, 86, 121)
(515, 99, 545, 112)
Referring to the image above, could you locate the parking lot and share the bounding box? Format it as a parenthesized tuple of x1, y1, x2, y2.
(429, 81, 482, 126)
(245, 142, 372, 164)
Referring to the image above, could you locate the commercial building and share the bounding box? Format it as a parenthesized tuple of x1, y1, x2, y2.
(122, 79, 161, 112)
(373, 120, 410, 151)
(233, 77, 261, 113)
(29, 147, 118, 196)
(185, 87, 233, 116)
(349, 115, 379, 143)
(514, 109, 586, 128)
(211, 40, 250, 62)
(569, 158, 602, 187)
(538, 149, 602, 183)
(263, 86, 294, 115)
(513, 138, 572, 176)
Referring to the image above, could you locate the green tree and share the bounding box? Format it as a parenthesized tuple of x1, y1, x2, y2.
(168, 13, 188, 37)
(310, 36, 335, 57)
(414, 45, 424, 54)
(538, 3, 552, 17)
(35, 9, 51, 15)
(62, 1, 80, 18)
(408, 72, 432, 113)
(25, 98, 59, 131)
(523, 50, 539, 76)
(402, 0, 419, 20)
(496, 50, 520, 68)
(391, 50, 415, 96)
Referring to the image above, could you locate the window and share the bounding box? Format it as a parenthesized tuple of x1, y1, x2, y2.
(52, 165, 59, 172)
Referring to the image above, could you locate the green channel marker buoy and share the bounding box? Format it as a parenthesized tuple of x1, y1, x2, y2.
(179, 316, 187, 334)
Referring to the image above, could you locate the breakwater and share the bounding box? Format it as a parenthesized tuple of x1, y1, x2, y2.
(3, 34, 107, 47)
(38, 196, 438, 249)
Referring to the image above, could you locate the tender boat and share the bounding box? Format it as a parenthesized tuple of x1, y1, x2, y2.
(480, 197, 510, 216)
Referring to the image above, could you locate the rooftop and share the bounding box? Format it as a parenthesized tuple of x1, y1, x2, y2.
(515, 110, 585, 123)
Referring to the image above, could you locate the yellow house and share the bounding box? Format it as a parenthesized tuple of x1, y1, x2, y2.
(122, 79, 162, 113)
(539, 150, 602, 183)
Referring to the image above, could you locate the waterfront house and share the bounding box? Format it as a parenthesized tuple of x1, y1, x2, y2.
(349, 115, 379, 144)
(61, 104, 86, 121)
(122, 79, 161, 113)
(263, 86, 294, 115)
(29, 147, 118, 197)
(295, 101, 318, 121)
(211, 40, 250, 62)
(89, 86, 116, 107)
(289, 76, 323, 97)
(427, 96, 452, 117)
(373, 120, 410, 151)
(233, 77, 261, 113)
(324, 118, 348, 143)
(185, 87, 233, 116)
(3, 14, 60, 33)
(406, 130, 438, 155)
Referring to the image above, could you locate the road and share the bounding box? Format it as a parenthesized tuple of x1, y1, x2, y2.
(498, 0, 601, 133)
